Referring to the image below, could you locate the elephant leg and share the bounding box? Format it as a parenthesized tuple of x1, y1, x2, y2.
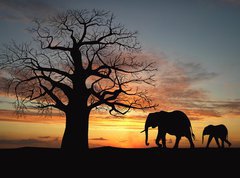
(186, 135, 195, 148)
(155, 132, 162, 148)
(214, 137, 221, 148)
(173, 136, 181, 149)
(221, 139, 225, 148)
(161, 133, 167, 148)
(225, 139, 232, 147)
(206, 135, 213, 148)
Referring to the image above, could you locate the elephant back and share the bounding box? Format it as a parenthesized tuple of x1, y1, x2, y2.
(159, 110, 192, 128)
(214, 124, 228, 138)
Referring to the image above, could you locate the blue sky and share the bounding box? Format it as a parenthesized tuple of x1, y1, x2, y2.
(0, 0, 240, 104)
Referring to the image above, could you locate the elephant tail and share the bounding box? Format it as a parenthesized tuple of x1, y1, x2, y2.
(190, 126, 195, 140)
(192, 132, 195, 140)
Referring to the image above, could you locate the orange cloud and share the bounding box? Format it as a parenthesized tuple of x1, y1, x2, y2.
(128, 52, 240, 121)
(1, 51, 239, 122)
(0, 109, 65, 124)
(0, 136, 61, 148)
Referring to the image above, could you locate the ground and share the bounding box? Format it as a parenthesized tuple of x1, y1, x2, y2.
(0, 147, 239, 176)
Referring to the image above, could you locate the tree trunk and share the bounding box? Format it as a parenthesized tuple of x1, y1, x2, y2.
(61, 107, 90, 152)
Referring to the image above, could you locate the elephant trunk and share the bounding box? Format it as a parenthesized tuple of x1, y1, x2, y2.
(202, 134, 204, 144)
(202, 129, 206, 144)
(145, 124, 149, 146)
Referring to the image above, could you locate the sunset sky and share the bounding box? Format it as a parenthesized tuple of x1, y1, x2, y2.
(0, 0, 240, 149)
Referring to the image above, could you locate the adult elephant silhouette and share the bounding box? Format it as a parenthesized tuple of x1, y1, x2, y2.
(202, 124, 231, 148)
(141, 110, 195, 148)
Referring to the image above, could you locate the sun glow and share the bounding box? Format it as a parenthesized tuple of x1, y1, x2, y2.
(0, 107, 240, 148)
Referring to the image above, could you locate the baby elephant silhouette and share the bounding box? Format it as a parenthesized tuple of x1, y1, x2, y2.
(202, 124, 231, 148)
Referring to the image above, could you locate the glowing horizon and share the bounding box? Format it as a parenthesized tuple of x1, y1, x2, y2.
(0, 106, 239, 149)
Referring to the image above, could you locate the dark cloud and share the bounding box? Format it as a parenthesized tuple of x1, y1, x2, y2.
(147, 56, 238, 119)
(156, 60, 218, 96)
(0, 0, 58, 22)
(89, 137, 108, 141)
(0, 138, 41, 145)
(119, 140, 128, 143)
(38, 136, 51, 139)
(88, 143, 106, 148)
(213, 99, 240, 109)
(153, 59, 211, 108)
(179, 99, 240, 119)
(174, 60, 218, 83)
(0, 136, 60, 148)
(209, 99, 240, 115)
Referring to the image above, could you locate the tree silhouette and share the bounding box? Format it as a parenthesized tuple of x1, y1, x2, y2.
(0, 9, 157, 151)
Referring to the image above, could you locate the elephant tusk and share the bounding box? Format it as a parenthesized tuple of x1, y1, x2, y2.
(140, 129, 145, 133)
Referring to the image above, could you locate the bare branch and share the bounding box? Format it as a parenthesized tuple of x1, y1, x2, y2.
(0, 9, 157, 117)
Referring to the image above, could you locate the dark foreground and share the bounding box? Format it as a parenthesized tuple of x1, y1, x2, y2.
(0, 147, 239, 176)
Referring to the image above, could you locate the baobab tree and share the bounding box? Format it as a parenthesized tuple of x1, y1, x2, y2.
(0, 9, 157, 151)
